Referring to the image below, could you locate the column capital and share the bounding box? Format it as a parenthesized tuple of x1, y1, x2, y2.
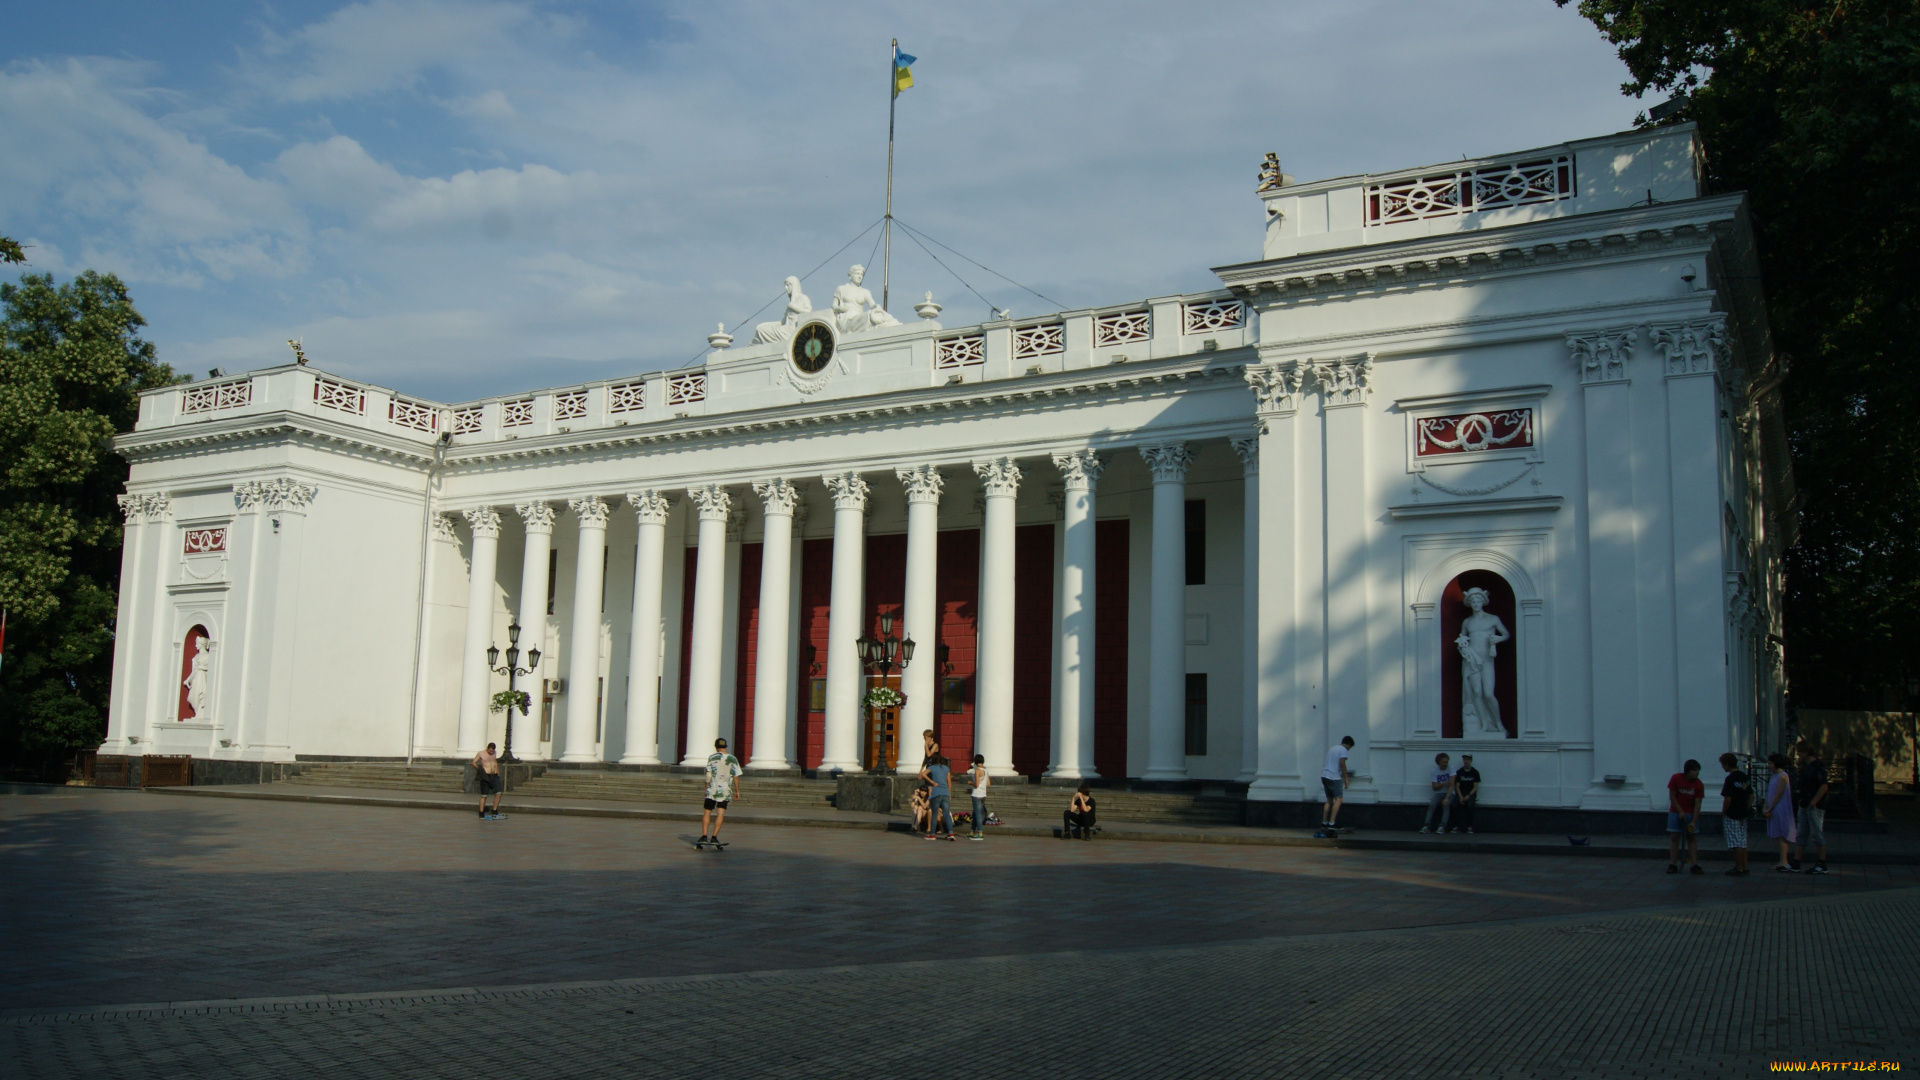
(1245, 358, 1307, 415)
(462, 505, 503, 538)
(568, 495, 611, 529)
(431, 513, 461, 544)
(625, 489, 674, 526)
(753, 477, 804, 516)
(119, 492, 172, 522)
(896, 464, 945, 504)
(1567, 325, 1638, 384)
(689, 484, 732, 521)
(1051, 448, 1104, 491)
(237, 478, 317, 513)
(823, 472, 870, 511)
(1231, 435, 1259, 475)
(1651, 314, 1728, 377)
(1310, 353, 1373, 407)
(1138, 443, 1192, 484)
(515, 501, 556, 533)
(973, 457, 1022, 497)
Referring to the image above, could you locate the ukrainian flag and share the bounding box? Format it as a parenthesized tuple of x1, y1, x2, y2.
(893, 50, 915, 96)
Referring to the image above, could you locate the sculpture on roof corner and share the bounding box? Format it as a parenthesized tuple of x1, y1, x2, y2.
(1257, 152, 1285, 193)
(832, 264, 901, 335)
(751, 277, 813, 344)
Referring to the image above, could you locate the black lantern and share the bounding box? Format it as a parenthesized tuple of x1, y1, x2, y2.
(486, 621, 541, 762)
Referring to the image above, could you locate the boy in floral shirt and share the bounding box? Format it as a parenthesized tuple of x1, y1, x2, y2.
(701, 737, 743, 845)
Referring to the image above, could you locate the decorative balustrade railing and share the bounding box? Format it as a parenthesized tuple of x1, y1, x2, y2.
(1366, 155, 1573, 224)
(1012, 323, 1065, 360)
(666, 374, 706, 405)
(1093, 310, 1150, 347)
(553, 390, 588, 421)
(1181, 299, 1244, 334)
(313, 378, 365, 414)
(501, 399, 535, 427)
(935, 333, 986, 369)
(181, 380, 252, 415)
(452, 406, 483, 434)
(608, 381, 646, 414)
(388, 398, 439, 433)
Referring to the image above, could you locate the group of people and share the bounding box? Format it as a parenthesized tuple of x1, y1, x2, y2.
(909, 734, 992, 841)
(1414, 749, 1484, 834)
(1667, 743, 1834, 875)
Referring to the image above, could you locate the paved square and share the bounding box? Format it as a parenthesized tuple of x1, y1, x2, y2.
(5, 789, 1917, 1078)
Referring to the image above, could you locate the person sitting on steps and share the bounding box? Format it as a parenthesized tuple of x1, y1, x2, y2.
(1064, 784, 1097, 840)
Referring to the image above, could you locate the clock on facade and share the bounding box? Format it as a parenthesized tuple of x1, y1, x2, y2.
(791, 322, 835, 374)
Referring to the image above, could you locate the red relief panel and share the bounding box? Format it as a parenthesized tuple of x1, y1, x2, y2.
(183, 527, 227, 554)
(1093, 520, 1131, 780)
(732, 542, 763, 766)
(934, 529, 980, 766)
(1415, 409, 1533, 459)
(1011, 523, 1056, 776)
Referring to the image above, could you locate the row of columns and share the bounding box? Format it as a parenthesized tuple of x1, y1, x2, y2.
(451, 443, 1233, 780)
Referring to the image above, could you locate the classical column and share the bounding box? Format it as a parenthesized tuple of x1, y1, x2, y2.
(974, 458, 1021, 777)
(820, 473, 870, 773)
(1246, 361, 1306, 802)
(103, 494, 157, 752)
(620, 490, 673, 764)
(1139, 443, 1192, 781)
(681, 484, 732, 765)
(1232, 436, 1259, 783)
(1313, 355, 1373, 788)
(560, 497, 610, 762)
(513, 501, 556, 758)
(456, 505, 503, 755)
(1048, 450, 1102, 778)
(896, 465, 944, 775)
(749, 479, 802, 770)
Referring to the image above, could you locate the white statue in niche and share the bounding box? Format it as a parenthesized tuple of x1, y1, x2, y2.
(184, 637, 212, 718)
(1455, 587, 1511, 735)
(751, 277, 813, 344)
(831, 264, 901, 335)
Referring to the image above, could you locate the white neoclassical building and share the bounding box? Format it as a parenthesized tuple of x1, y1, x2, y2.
(101, 123, 1791, 817)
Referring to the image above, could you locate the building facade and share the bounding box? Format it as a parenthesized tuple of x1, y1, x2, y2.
(102, 124, 1792, 814)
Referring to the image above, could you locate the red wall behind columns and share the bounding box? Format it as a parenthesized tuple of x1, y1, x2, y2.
(1012, 523, 1056, 776)
(733, 542, 763, 765)
(675, 546, 696, 765)
(1094, 519, 1131, 780)
(934, 529, 980, 765)
(795, 537, 834, 769)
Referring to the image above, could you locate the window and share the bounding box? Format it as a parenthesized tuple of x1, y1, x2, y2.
(596, 677, 604, 743)
(942, 678, 968, 713)
(809, 678, 827, 712)
(601, 547, 609, 612)
(546, 549, 558, 615)
(539, 693, 554, 743)
(1185, 673, 1208, 756)
(1185, 500, 1206, 585)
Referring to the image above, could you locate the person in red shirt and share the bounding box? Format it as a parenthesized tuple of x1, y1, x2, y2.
(1666, 759, 1706, 874)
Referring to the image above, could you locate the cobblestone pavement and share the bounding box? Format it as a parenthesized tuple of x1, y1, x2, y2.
(6, 790, 1917, 1078)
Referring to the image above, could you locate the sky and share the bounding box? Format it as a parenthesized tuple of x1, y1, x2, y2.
(0, 1, 1644, 403)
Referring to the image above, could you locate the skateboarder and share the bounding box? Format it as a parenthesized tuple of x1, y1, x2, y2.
(701, 737, 742, 847)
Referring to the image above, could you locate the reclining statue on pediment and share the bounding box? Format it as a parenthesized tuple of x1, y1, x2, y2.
(832, 264, 901, 335)
(752, 277, 813, 344)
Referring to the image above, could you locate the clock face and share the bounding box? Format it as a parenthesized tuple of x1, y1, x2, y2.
(791, 322, 835, 374)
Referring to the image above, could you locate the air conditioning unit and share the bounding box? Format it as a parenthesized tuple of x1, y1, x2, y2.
(544, 678, 565, 696)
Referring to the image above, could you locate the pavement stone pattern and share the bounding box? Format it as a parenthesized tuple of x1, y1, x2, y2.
(4, 789, 1917, 1078)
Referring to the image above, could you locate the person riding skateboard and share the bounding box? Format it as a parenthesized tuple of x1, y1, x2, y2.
(701, 737, 742, 847)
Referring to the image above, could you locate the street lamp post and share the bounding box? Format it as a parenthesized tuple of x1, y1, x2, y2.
(487, 622, 541, 763)
(856, 613, 915, 770)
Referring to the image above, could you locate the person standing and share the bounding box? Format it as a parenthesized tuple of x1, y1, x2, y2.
(1666, 758, 1706, 874)
(1762, 753, 1797, 872)
(1790, 742, 1830, 874)
(471, 742, 505, 820)
(919, 753, 955, 840)
(701, 737, 742, 846)
(1320, 736, 1354, 831)
(1718, 752, 1752, 876)
(1420, 752, 1453, 834)
(1448, 754, 1482, 834)
(962, 754, 990, 841)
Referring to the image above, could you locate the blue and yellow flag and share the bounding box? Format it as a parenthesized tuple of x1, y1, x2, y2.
(893, 50, 916, 96)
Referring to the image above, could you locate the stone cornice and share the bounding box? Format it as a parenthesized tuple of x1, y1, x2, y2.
(1213, 194, 1747, 303)
(115, 410, 437, 468)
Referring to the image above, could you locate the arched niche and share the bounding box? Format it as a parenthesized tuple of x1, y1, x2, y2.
(1406, 543, 1549, 741)
(1440, 571, 1517, 739)
(177, 624, 212, 722)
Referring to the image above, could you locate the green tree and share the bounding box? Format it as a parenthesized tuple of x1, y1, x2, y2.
(1562, 0, 1920, 708)
(0, 271, 177, 767)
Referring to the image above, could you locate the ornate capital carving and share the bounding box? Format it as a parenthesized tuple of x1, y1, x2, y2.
(625, 489, 674, 526)
(1138, 443, 1192, 484)
(689, 484, 732, 520)
(515, 501, 556, 533)
(1652, 315, 1728, 377)
(1051, 448, 1104, 491)
(1245, 360, 1307, 415)
(569, 496, 611, 529)
(236, 479, 315, 513)
(463, 506, 503, 538)
(119, 492, 171, 522)
(753, 478, 804, 517)
(232, 483, 263, 512)
(1230, 436, 1259, 475)
(1567, 326, 1637, 384)
(823, 472, 870, 511)
(431, 514, 460, 544)
(896, 464, 945, 504)
(973, 457, 1022, 498)
(1311, 354, 1373, 406)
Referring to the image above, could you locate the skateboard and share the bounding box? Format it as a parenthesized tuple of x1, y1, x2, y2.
(692, 837, 730, 851)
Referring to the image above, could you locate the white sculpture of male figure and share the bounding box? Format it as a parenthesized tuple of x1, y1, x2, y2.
(831, 264, 900, 335)
(185, 636, 211, 716)
(1455, 587, 1511, 734)
(752, 276, 813, 344)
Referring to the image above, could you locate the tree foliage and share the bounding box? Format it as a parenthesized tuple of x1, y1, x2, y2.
(0, 271, 177, 763)
(1563, 0, 1920, 707)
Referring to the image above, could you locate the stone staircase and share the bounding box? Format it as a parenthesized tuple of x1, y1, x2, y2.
(278, 762, 1245, 825)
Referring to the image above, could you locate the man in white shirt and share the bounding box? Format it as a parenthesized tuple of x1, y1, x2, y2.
(1420, 752, 1453, 834)
(1320, 735, 1354, 831)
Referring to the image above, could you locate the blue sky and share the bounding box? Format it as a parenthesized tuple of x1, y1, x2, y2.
(1, 1, 1641, 403)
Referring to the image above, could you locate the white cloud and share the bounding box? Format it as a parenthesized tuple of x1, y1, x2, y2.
(254, 0, 534, 102)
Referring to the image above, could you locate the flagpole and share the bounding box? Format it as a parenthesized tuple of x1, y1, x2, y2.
(884, 37, 896, 312)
